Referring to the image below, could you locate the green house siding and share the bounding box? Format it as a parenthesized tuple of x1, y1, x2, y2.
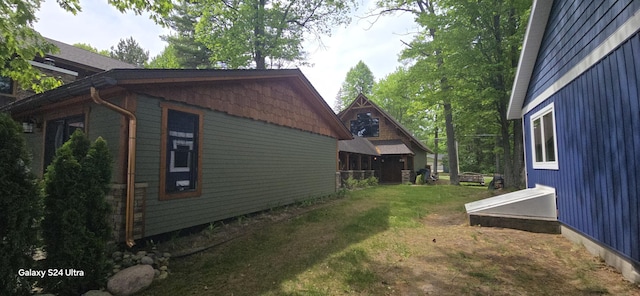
(88, 103, 123, 182)
(412, 146, 427, 171)
(136, 96, 338, 237)
(23, 132, 43, 176)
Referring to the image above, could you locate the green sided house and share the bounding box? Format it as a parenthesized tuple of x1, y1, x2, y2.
(1, 69, 352, 246)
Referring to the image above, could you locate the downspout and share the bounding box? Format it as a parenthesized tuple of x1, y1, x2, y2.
(90, 87, 137, 247)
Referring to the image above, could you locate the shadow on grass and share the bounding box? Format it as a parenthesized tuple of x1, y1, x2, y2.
(141, 201, 391, 295)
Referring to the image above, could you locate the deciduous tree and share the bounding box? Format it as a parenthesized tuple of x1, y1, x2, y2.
(191, 0, 355, 69)
(0, 0, 172, 92)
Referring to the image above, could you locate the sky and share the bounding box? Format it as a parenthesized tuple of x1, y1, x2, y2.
(34, 0, 419, 107)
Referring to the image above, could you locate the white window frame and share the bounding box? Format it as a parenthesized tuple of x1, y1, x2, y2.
(529, 102, 558, 170)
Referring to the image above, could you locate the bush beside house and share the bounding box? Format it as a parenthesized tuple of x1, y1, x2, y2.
(0, 113, 43, 296)
(41, 130, 113, 295)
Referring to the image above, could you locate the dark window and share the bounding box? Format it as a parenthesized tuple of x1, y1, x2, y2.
(165, 109, 199, 193)
(350, 112, 379, 137)
(0, 76, 14, 95)
(44, 115, 85, 170)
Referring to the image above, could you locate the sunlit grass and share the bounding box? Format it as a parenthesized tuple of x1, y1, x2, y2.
(141, 185, 638, 296)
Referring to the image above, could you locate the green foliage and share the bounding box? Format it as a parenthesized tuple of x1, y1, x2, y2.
(0, 113, 42, 296)
(110, 36, 150, 67)
(374, 0, 530, 186)
(170, 0, 356, 69)
(162, 1, 215, 69)
(0, 0, 62, 93)
(335, 60, 375, 111)
(147, 44, 181, 68)
(42, 130, 113, 294)
(1, 0, 171, 92)
(362, 176, 379, 187)
(73, 43, 111, 56)
(343, 176, 378, 190)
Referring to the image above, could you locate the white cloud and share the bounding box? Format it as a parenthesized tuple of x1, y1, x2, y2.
(34, 0, 418, 107)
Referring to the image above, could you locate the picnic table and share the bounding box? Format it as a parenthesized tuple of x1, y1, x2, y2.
(458, 172, 485, 186)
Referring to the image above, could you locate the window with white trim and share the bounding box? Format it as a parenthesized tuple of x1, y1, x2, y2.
(530, 103, 558, 170)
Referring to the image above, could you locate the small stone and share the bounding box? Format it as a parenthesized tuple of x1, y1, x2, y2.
(158, 271, 168, 280)
(136, 251, 147, 257)
(123, 253, 131, 259)
(140, 256, 154, 265)
(163, 252, 171, 258)
(160, 265, 168, 271)
(112, 269, 120, 274)
(154, 269, 160, 277)
(112, 251, 123, 260)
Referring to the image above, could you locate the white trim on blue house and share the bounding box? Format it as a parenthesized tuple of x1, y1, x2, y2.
(506, 0, 553, 120)
(529, 103, 558, 170)
(521, 8, 640, 116)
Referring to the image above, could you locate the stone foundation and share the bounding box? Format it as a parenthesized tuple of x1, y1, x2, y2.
(401, 170, 411, 184)
(106, 183, 148, 243)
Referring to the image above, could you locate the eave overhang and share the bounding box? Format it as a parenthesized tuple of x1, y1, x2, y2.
(507, 0, 554, 120)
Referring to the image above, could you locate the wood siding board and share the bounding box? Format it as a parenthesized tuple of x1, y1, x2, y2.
(525, 0, 640, 106)
(141, 100, 337, 237)
(597, 56, 613, 248)
(88, 103, 123, 182)
(526, 34, 640, 262)
(625, 35, 640, 260)
(579, 74, 596, 238)
(589, 66, 608, 243)
(611, 48, 628, 255)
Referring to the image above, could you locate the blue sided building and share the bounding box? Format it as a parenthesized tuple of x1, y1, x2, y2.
(508, 0, 640, 282)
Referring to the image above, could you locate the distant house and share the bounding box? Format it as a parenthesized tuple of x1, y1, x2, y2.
(0, 37, 136, 106)
(337, 94, 432, 183)
(508, 0, 640, 282)
(1, 68, 351, 246)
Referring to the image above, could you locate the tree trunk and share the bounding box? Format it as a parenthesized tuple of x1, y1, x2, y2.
(433, 126, 439, 175)
(254, 0, 266, 69)
(444, 101, 459, 185)
(501, 117, 525, 189)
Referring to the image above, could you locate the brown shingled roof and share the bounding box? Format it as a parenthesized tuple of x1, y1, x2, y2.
(338, 136, 380, 156)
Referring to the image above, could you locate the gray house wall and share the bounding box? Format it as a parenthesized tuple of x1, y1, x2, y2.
(135, 96, 338, 237)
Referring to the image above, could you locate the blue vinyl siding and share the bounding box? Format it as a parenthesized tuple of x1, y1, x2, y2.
(524, 33, 640, 263)
(524, 0, 639, 105)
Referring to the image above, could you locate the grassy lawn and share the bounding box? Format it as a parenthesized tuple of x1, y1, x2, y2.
(141, 185, 639, 295)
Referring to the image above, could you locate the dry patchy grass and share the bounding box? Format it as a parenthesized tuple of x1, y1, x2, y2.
(140, 185, 640, 296)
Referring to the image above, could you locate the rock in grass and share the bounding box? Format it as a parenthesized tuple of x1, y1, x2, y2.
(140, 256, 154, 265)
(107, 265, 154, 296)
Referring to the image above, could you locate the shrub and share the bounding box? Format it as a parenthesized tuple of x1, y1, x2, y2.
(0, 113, 42, 296)
(343, 176, 378, 189)
(344, 177, 359, 189)
(41, 130, 112, 294)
